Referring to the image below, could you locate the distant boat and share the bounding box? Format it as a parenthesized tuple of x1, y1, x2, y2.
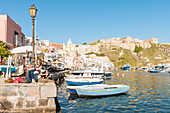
(75, 84, 130, 97)
(155, 66, 160, 69)
(104, 72, 112, 78)
(160, 70, 165, 73)
(148, 70, 159, 73)
(155, 66, 169, 71)
(122, 64, 131, 70)
(65, 78, 103, 86)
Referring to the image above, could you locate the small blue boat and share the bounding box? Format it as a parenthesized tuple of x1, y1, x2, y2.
(76, 84, 130, 97)
(65, 78, 103, 86)
(122, 64, 131, 70)
(104, 72, 112, 78)
(149, 70, 159, 73)
(155, 66, 160, 69)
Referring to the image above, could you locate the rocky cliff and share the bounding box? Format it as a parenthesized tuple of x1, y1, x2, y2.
(91, 36, 158, 51)
(90, 36, 170, 67)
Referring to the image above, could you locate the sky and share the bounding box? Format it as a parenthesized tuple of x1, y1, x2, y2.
(0, 0, 170, 44)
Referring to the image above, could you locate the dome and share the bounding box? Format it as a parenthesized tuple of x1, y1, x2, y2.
(67, 38, 72, 46)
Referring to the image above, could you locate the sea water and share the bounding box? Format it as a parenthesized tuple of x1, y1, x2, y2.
(57, 71, 170, 113)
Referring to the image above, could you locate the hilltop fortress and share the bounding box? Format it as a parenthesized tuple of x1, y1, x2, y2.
(91, 36, 158, 51)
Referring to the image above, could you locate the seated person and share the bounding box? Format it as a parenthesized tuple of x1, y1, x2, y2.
(38, 67, 49, 78)
(25, 69, 37, 83)
(25, 65, 49, 83)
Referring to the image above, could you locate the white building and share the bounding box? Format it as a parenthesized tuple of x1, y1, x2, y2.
(44, 47, 57, 62)
(64, 56, 74, 69)
(63, 38, 76, 56)
(38, 40, 49, 47)
(77, 45, 91, 55)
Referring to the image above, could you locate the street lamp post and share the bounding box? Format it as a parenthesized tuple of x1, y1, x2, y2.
(35, 36, 39, 65)
(29, 4, 37, 67)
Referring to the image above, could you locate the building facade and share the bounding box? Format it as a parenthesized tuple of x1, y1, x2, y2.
(0, 15, 25, 49)
(49, 42, 63, 49)
(25, 37, 32, 46)
(38, 40, 49, 47)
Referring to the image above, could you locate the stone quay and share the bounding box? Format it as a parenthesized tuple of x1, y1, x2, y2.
(0, 70, 68, 113)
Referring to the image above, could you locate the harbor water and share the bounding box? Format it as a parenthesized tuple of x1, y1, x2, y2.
(57, 71, 170, 113)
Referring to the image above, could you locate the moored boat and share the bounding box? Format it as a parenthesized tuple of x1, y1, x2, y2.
(122, 64, 131, 70)
(148, 70, 159, 73)
(65, 70, 104, 78)
(66, 75, 102, 79)
(76, 84, 130, 97)
(65, 78, 103, 86)
(104, 72, 112, 78)
(67, 86, 78, 94)
(67, 84, 108, 94)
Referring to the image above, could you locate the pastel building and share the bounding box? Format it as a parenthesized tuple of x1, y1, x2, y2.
(49, 42, 63, 49)
(0, 15, 25, 49)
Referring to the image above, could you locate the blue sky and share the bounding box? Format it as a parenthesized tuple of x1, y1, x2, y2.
(0, 0, 170, 44)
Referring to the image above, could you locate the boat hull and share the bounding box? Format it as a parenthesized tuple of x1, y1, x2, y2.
(149, 70, 159, 73)
(67, 84, 108, 94)
(66, 75, 103, 79)
(122, 66, 130, 70)
(67, 88, 77, 95)
(104, 72, 112, 78)
(76, 85, 129, 97)
(66, 80, 103, 86)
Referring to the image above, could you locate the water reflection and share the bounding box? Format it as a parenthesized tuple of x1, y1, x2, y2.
(57, 71, 170, 113)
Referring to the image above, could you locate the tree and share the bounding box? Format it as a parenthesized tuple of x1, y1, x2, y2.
(0, 41, 11, 59)
(82, 43, 87, 45)
(97, 40, 100, 43)
(43, 49, 48, 53)
(85, 52, 94, 55)
(99, 53, 105, 56)
(134, 45, 143, 55)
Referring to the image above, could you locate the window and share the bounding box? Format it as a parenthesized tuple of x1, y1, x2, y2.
(21, 36, 24, 45)
(13, 31, 19, 46)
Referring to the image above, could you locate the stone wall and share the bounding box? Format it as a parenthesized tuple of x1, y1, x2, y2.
(0, 82, 57, 113)
(144, 38, 158, 44)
